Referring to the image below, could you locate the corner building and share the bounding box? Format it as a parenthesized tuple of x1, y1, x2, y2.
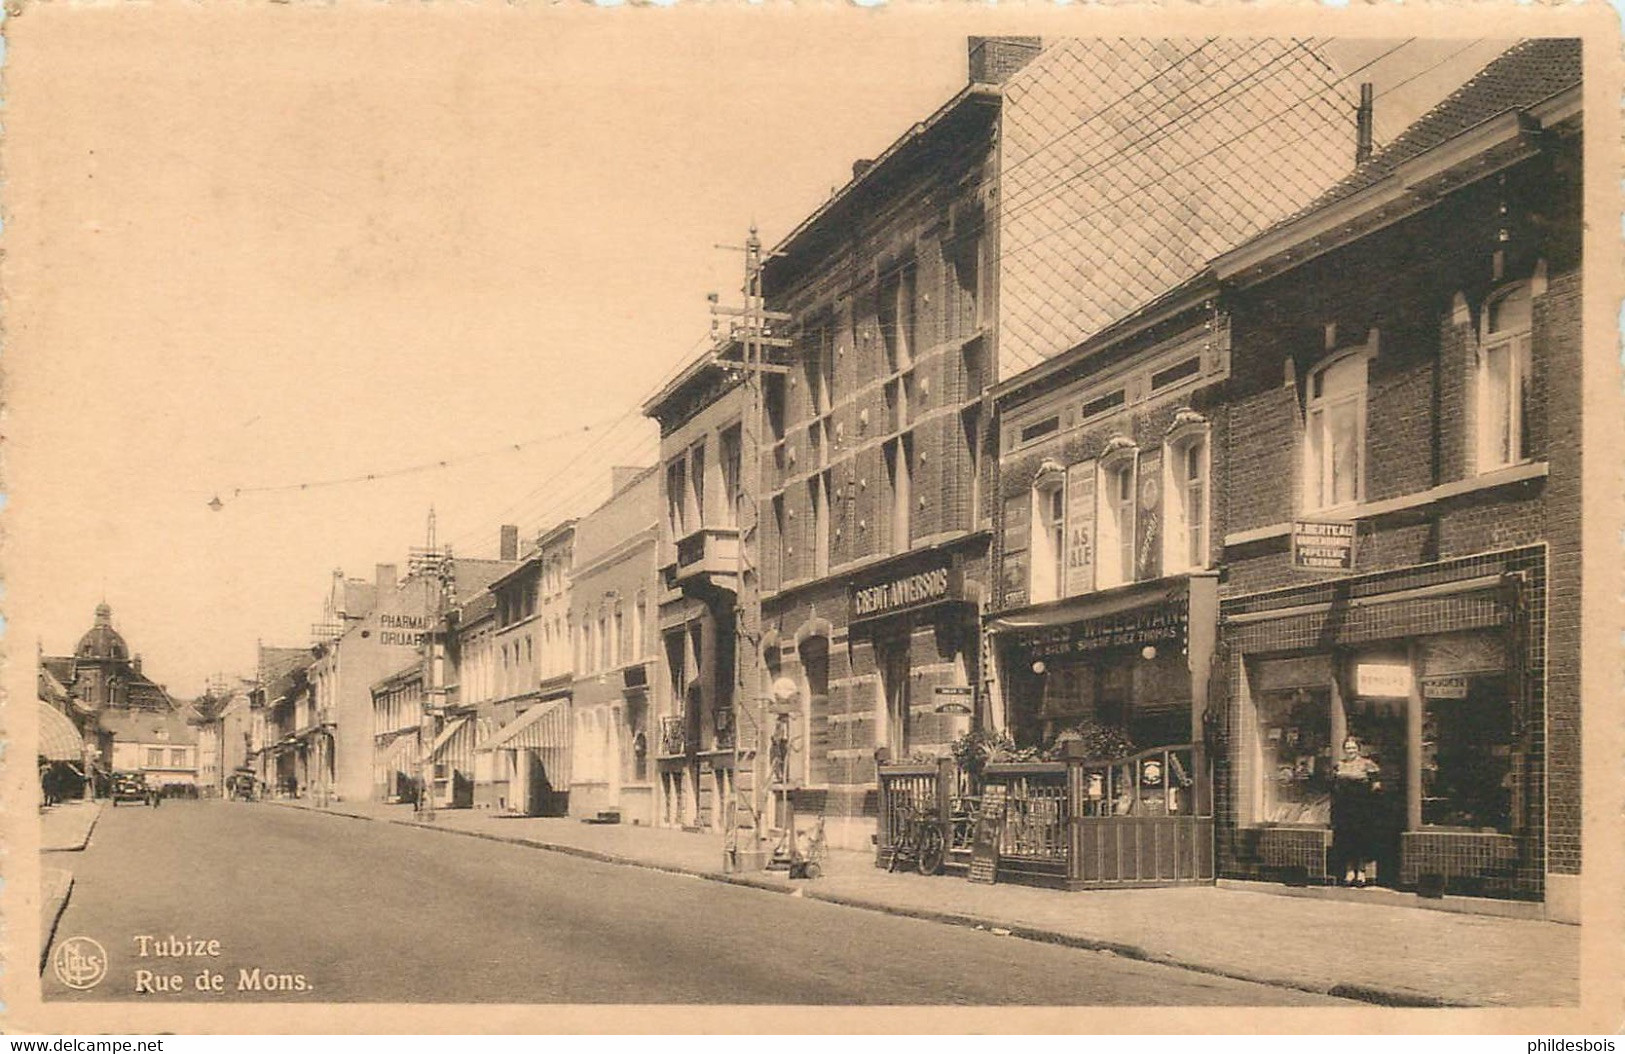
(1206, 41, 1583, 917)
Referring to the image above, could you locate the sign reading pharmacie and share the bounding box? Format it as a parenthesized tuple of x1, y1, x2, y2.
(1291, 520, 1356, 572)
(848, 551, 966, 626)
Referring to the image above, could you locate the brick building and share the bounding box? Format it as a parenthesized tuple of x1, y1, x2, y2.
(1206, 39, 1583, 917)
(642, 342, 749, 832)
(568, 465, 661, 825)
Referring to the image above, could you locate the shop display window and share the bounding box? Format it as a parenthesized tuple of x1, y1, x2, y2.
(1422, 673, 1514, 831)
(1254, 686, 1332, 825)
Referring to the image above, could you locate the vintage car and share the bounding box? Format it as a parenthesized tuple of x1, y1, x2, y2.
(111, 771, 156, 806)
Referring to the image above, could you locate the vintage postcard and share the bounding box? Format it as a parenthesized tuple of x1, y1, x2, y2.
(3, 1, 1621, 1035)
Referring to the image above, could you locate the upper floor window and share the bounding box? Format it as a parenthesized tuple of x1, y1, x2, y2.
(1163, 417, 1210, 573)
(688, 441, 707, 528)
(880, 264, 916, 372)
(666, 459, 687, 540)
(1029, 463, 1066, 604)
(1096, 446, 1137, 590)
(1477, 283, 1533, 471)
(1304, 350, 1369, 512)
(719, 425, 742, 529)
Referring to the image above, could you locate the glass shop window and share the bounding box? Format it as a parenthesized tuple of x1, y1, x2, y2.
(1254, 685, 1333, 825)
(1421, 673, 1514, 831)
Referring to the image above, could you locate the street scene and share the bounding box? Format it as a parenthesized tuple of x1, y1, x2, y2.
(18, 20, 1600, 1017)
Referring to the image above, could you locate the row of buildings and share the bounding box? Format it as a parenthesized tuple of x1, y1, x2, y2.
(191, 37, 1584, 918)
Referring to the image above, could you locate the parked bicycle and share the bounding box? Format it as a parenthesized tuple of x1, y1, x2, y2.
(887, 801, 947, 876)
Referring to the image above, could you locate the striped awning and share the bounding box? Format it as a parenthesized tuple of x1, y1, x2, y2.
(38, 702, 85, 762)
(477, 699, 569, 754)
(425, 716, 473, 767)
(380, 731, 420, 771)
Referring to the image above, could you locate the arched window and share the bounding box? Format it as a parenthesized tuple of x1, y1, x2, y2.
(1163, 412, 1210, 573)
(1477, 283, 1533, 471)
(1304, 349, 1370, 511)
(1096, 440, 1137, 589)
(1029, 460, 1067, 604)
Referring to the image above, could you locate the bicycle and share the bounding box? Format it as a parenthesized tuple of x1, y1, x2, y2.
(887, 802, 946, 876)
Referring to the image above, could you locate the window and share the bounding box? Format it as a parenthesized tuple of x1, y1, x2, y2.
(808, 473, 831, 579)
(614, 603, 627, 665)
(1477, 284, 1533, 471)
(1253, 684, 1334, 825)
(146, 748, 163, 767)
(171, 748, 186, 767)
(946, 226, 982, 341)
(666, 459, 687, 540)
(599, 614, 611, 671)
(885, 435, 913, 553)
(1304, 351, 1369, 511)
(1164, 425, 1209, 572)
(880, 265, 916, 372)
(1030, 467, 1066, 604)
(1096, 450, 1136, 589)
(688, 442, 706, 529)
(631, 595, 645, 660)
(719, 425, 742, 529)
(879, 639, 911, 760)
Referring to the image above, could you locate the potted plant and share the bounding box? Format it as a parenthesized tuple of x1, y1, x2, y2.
(1047, 721, 1137, 763)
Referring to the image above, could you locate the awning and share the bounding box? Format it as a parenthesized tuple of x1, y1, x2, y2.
(425, 716, 473, 766)
(380, 732, 420, 771)
(38, 702, 86, 762)
(477, 699, 569, 754)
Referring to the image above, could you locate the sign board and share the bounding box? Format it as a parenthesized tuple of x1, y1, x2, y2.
(1019, 600, 1188, 659)
(849, 552, 962, 625)
(967, 784, 1007, 884)
(1292, 521, 1356, 572)
(1001, 494, 1031, 609)
(1135, 449, 1163, 581)
(932, 685, 973, 714)
(1356, 662, 1413, 698)
(1063, 459, 1096, 597)
(1422, 675, 1470, 700)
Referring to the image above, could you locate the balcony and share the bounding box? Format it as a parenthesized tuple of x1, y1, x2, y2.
(658, 716, 688, 757)
(667, 526, 740, 598)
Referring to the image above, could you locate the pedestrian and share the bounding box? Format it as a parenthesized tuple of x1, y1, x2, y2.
(1332, 736, 1381, 886)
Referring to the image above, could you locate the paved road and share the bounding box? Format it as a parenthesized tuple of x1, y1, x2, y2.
(46, 801, 1342, 1005)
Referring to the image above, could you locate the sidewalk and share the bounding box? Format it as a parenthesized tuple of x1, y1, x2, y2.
(271, 797, 1578, 1008)
(41, 799, 105, 852)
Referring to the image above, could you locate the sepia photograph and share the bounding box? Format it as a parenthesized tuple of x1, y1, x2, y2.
(4, 3, 1620, 1034)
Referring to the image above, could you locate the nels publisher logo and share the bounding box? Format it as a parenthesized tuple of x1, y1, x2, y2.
(52, 936, 108, 991)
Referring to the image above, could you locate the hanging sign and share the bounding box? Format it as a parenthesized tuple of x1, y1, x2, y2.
(1422, 675, 1470, 700)
(1292, 521, 1356, 572)
(1356, 662, 1413, 698)
(1063, 459, 1096, 597)
(932, 685, 973, 714)
(967, 784, 1007, 884)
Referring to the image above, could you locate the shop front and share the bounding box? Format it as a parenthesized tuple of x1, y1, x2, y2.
(1219, 548, 1543, 900)
(474, 695, 572, 816)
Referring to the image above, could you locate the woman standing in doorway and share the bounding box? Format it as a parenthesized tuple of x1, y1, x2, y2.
(1332, 736, 1381, 886)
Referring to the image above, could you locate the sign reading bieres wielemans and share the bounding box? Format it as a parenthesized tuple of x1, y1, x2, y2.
(1292, 520, 1356, 571)
(849, 555, 961, 623)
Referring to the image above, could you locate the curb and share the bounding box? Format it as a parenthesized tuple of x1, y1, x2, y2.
(39, 871, 76, 974)
(42, 801, 106, 853)
(269, 801, 1472, 1009)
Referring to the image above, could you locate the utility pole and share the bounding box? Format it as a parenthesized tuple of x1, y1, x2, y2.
(712, 226, 792, 869)
(409, 506, 454, 824)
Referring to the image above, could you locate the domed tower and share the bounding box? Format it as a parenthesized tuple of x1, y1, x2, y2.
(74, 603, 130, 707)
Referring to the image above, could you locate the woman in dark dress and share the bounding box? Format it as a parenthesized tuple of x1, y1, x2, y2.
(1331, 736, 1381, 886)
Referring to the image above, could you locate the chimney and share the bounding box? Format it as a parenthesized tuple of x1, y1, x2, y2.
(376, 563, 398, 593)
(132, 654, 143, 675)
(968, 36, 1042, 85)
(851, 159, 875, 181)
(1355, 82, 1375, 165)
(499, 524, 519, 561)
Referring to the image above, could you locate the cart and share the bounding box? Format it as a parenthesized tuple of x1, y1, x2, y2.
(767, 789, 828, 879)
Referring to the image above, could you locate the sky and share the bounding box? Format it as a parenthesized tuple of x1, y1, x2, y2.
(4, 8, 1518, 699)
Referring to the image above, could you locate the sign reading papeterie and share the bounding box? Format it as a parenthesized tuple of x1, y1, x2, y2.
(1292, 520, 1356, 572)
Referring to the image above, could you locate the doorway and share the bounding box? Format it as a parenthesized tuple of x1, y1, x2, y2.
(1339, 694, 1407, 887)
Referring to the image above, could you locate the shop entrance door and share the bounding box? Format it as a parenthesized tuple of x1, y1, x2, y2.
(1340, 695, 1407, 887)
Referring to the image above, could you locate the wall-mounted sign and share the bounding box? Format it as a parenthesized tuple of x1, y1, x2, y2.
(1356, 662, 1413, 698)
(932, 685, 973, 714)
(1422, 675, 1470, 700)
(967, 784, 1006, 884)
(1063, 459, 1096, 597)
(378, 612, 431, 647)
(1135, 449, 1163, 582)
(1017, 600, 1188, 658)
(849, 552, 963, 625)
(1001, 494, 1031, 609)
(1292, 520, 1356, 572)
